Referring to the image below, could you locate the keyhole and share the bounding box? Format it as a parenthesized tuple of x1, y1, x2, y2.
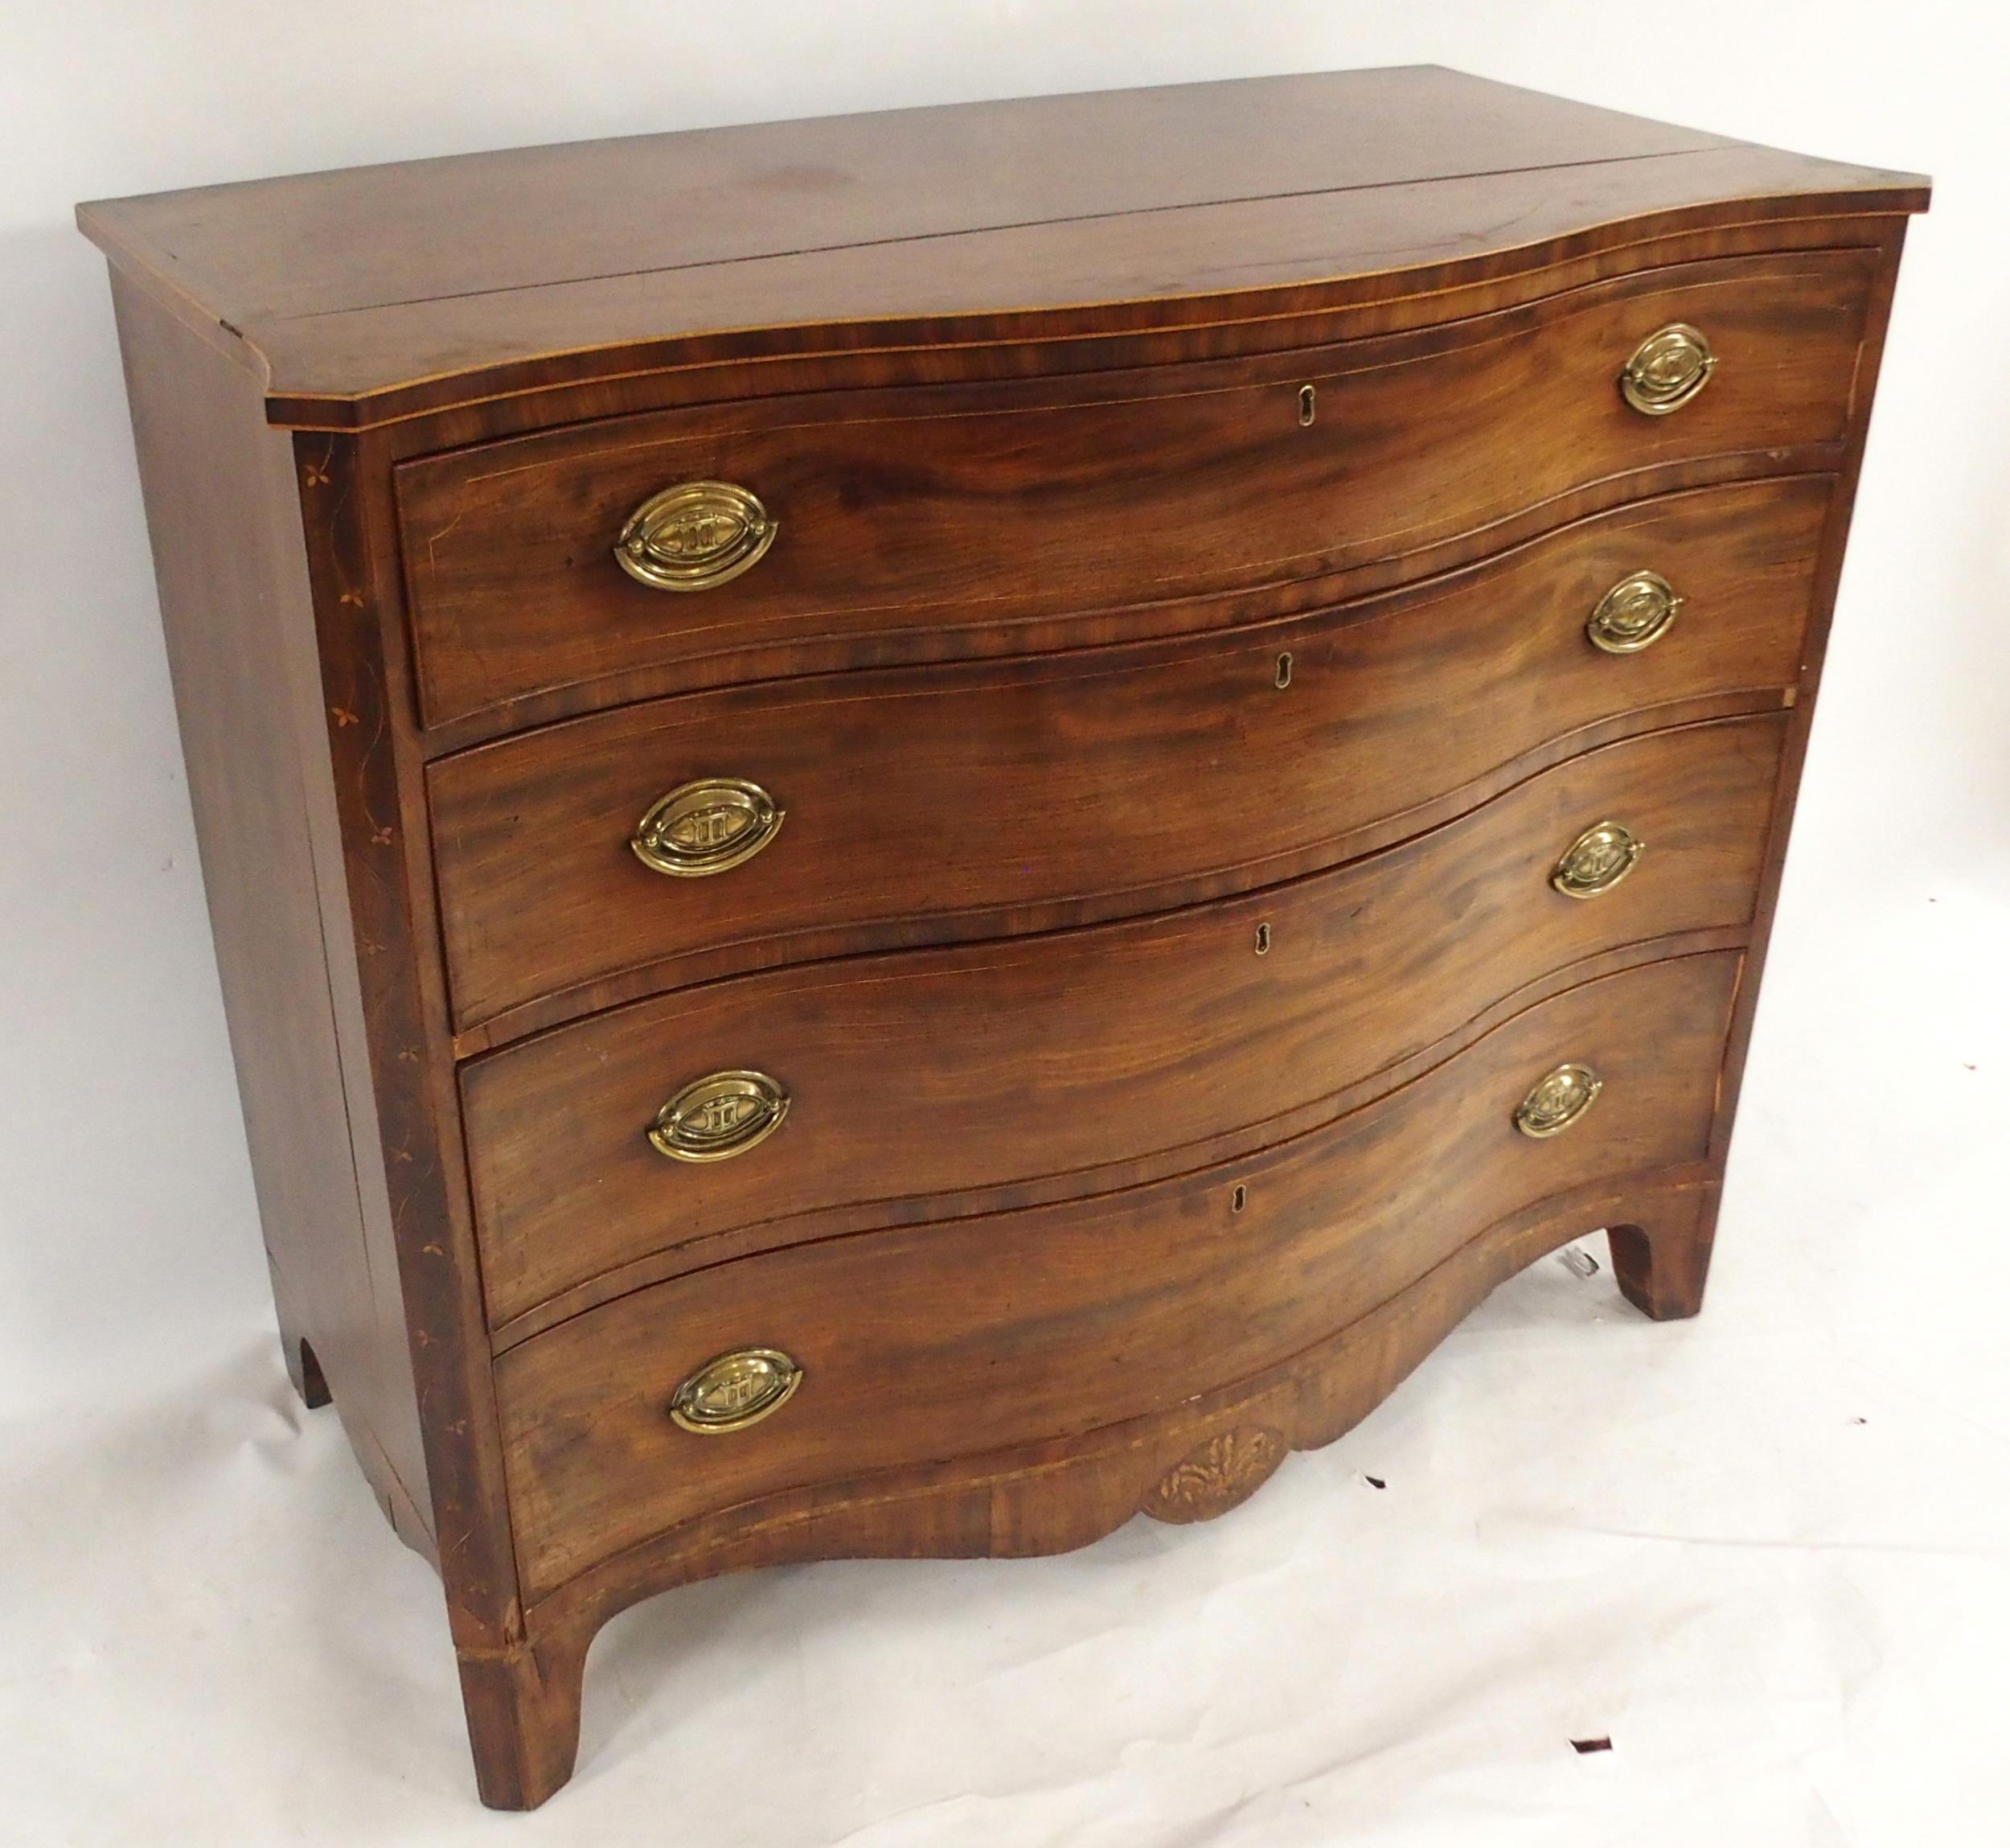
(1274, 651, 1293, 689)
(1232, 1184, 1248, 1214)
(1254, 922, 1271, 955)
(1298, 384, 1316, 426)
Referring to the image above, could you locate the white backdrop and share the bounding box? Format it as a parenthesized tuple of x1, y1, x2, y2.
(4, 5, 2007, 1843)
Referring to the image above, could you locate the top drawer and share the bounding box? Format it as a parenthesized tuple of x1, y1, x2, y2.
(395, 248, 1876, 729)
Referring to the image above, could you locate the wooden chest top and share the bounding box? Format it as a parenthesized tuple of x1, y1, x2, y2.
(77, 67, 1924, 428)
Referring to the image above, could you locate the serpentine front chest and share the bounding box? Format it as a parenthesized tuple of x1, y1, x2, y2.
(79, 68, 1926, 1807)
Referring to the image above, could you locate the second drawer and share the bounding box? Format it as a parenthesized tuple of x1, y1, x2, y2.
(461, 713, 1784, 1329)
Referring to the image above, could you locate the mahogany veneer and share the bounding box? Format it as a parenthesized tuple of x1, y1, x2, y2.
(432, 479, 1824, 1041)
(396, 248, 1869, 729)
(80, 68, 1925, 1808)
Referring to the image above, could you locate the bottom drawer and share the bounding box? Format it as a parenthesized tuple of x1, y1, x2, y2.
(497, 950, 1741, 1597)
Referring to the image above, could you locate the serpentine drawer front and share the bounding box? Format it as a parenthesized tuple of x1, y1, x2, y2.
(396, 249, 1870, 732)
(432, 477, 1824, 1040)
(80, 69, 1925, 1808)
(464, 714, 1785, 1331)
(499, 951, 1743, 1597)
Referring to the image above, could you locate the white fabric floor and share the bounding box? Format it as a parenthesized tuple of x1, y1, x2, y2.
(7, 870, 2006, 1846)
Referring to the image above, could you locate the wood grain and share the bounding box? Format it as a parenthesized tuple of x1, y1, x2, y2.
(285, 425, 536, 1805)
(73, 70, 1923, 427)
(431, 476, 1825, 1040)
(559, 1172, 1718, 1587)
(496, 950, 1740, 1596)
(433, 1160, 1721, 1809)
(79, 71, 1738, 320)
(1708, 224, 1914, 1181)
(107, 276, 433, 1550)
(463, 717, 1782, 1326)
(397, 249, 1869, 728)
(362, 214, 1898, 494)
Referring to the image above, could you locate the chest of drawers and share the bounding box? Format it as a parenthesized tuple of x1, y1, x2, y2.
(80, 68, 1926, 1807)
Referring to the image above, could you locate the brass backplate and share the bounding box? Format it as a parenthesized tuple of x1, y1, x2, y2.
(1587, 569, 1684, 655)
(632, 777, 784, 877)
(1552, 819, 1644, 899)
(1618, 322, 1716, 416)
(669, 1348, 802, 1434)
(1515, 1063, 1603, 1138)
(615, 480, 777, 592)
(649, 1070, 790, 1163)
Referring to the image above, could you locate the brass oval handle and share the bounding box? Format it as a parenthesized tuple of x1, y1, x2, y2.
(1552, 819, 1644, 900)
(648, 1070, 790, 1163)
(1515, 1063, 1604, 1139)
(1619, 322, 1716, 416)
(670, 1347, 802, 1434)
(615, 481, 777, 592)
(632, 778, 784, 877)
(1587, 569, 1684, 655)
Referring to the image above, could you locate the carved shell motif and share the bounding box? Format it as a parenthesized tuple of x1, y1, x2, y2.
(1140, 1426, 1287, 1524)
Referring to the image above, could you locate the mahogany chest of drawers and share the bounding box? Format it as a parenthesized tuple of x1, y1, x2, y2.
(80, 69, 1926, 1807)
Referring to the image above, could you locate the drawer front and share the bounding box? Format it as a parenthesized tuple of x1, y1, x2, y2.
(432, 477, 1823, 1038)
(497, 950, 1743, 1596)
(462, 715, 1784, 1327)
(398, 249, 1873, 729)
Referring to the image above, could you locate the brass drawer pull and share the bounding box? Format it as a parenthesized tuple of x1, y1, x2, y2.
(632, 778, 784, 877)
(670, 1347, 802, 1433)
(1587, 569, 1684, 654)
(1515, 1063, 1603, 1138)
(1551, 820, 1644, 900)
(1619, 322, 1715, 416)
(649, 1070, 790, 1163)
(615, 481, 777, 592)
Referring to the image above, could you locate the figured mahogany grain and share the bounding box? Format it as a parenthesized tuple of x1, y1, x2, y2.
(397, 249, 1868, 727)
(363, 215, 1893, 510)
(463, 717, 1782, 1325)
(498, 950, 1740, 1595)
(431, 476, 1824, 1039)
